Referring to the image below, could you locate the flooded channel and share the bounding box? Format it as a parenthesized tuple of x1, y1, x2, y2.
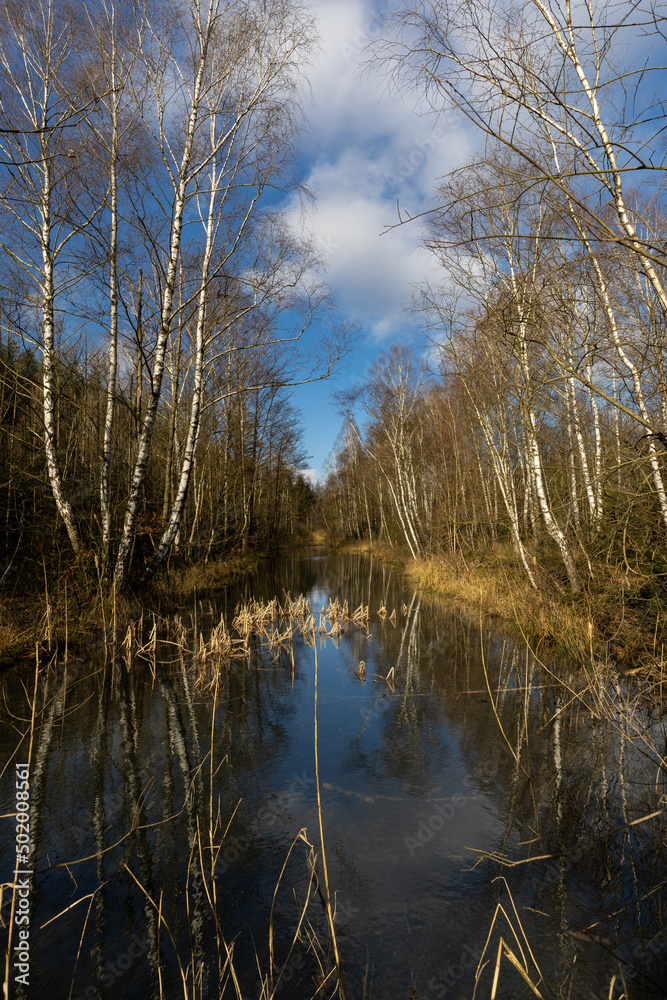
(1, 554, 666, 999)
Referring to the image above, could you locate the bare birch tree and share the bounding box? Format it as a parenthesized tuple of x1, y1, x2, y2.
(76, 0, 146, 565)
(337, 347, 428, 560)
(377, 0, 667, 497)
(109, 0, 317, 588)
(420, 156, 582, 587)
(0, 0, 98, 553)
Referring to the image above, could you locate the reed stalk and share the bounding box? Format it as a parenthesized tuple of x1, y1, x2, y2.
(313, 638, 346, 1000)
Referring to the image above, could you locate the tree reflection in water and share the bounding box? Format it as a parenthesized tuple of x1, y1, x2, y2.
(1, 554, 666, 999)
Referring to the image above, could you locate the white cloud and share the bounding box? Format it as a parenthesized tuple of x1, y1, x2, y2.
(289, 0, 473, 339)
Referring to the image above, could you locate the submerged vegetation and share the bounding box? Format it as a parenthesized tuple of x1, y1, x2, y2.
(1, 0, 667, 996)
(2, 555, 666, 999)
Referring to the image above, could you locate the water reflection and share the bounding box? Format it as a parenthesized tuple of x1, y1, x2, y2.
(1, 554, 666, 999)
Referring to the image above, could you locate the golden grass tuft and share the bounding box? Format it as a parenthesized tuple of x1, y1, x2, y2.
(404, 553, 591, 661)
(344, 542, 667, 671)
(0, 608, 30, 664)
(150, 553, 258, 601)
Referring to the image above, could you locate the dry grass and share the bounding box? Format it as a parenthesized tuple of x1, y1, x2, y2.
(339, 540, 667, 672)
(0, 607, 30, 664)
(188, 593, 370, 691)
(404, 553, 592, 662)
(0, 554, 257, 666)
(150, 553, 258, 602)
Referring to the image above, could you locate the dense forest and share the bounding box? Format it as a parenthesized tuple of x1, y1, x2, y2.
(1, 0, 667, 638)
(0, 334, 318, 575)
(322, 1, 667, 617)
(0, 0, 338, 595)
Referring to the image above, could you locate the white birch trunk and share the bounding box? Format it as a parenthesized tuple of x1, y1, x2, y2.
(534, 0, 667, 313)
(568, 375, 597, 524)
(525, 404, 580, 590)
(40, 151, 80, 553)
(461, 381, 538, 589)
(565, 387, 581, 531)
(586, 249, 667, 530)
(507, 246, 580, 589)
(517, 322, 580, 590)
(113, 7, 214, 588)
(585, 359, 603, 524)
(141, 156, 218, 580)
(100, 23, 119, 561)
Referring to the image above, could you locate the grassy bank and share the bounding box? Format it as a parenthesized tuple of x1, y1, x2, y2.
(338, 540, 667, 671)
(4, 536, 664, 671)
(0, 552, 259, 666)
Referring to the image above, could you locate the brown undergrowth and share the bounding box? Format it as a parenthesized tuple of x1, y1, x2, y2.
(0, 552, 258, 666)
(339, 540, 667, 672)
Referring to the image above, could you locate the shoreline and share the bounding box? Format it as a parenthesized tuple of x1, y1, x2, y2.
(2, 539, 665, 675)
(336, 540, 666, 674)
(0, 551, 260, 667)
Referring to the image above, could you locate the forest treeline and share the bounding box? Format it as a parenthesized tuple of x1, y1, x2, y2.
(0, 0, 337, 593)
(0, 336, 317, 580)
(323, 0, 667, 613)
(2, 0, 667, 636)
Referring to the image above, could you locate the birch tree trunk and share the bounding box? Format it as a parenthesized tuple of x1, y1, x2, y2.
(581, 234, 667, 531)
(141, 161, 218, 580)
(40, 153, 81, 553)
(458, 367, 538, 589)
(0, 0, 84, 553)
(113, 0, 220, 589)
(517, 327, 580, 591)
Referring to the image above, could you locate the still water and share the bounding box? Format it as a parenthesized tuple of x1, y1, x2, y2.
(1, 554, 666, 999)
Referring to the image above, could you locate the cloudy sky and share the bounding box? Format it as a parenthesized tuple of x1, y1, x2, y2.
(286, 0, 473, 481)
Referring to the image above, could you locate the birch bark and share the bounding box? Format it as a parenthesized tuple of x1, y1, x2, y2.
(113, 0, 220, 588)
(0, 1, 85, 552)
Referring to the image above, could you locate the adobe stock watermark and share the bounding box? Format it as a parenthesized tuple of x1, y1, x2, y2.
(314, 233, 341, 258)
(584, 934, 666, 1000)
(333, 897, 359, 928)
(424, 935, 487, 998)
(220, 771, 316, 873)
(72, 933, 150, 1000)
(385, 126, 449, 187)
(276, 897, 358, 989)
(339, 4, 403, 65)
(404, 761, 498, 858)
(12, 763, 32, 989)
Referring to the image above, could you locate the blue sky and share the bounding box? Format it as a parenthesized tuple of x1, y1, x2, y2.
(285, 0, 667, 484)
(284, 0, 473, 481)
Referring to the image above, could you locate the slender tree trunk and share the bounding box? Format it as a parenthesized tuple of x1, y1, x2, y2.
(142, 172, 218, 581)
(40, 152, 80, 553)
(586, 359, 603, 524)
(588, 248, 667, 529)
(113, 34, 211, 588)
(525, 404, 580, 590)
(100, 60, 119, 564)
(566, 388, 581, 531)
(612, 371, 622, 489)
(162, 314, 183, 521)
(514, 286, 580, 588)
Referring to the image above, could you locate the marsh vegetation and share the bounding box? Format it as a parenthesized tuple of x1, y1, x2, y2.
(1, 0, 667, 996)
(2, 555, 666, 999)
